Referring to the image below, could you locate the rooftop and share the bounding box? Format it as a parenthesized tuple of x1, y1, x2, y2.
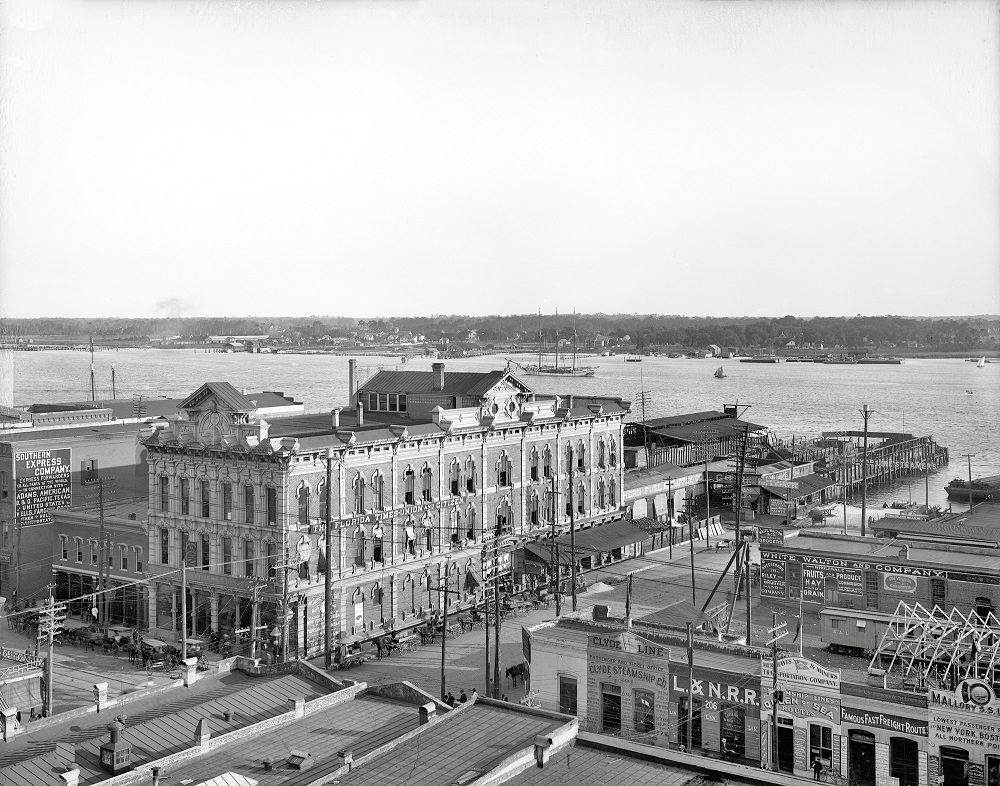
(0, 669, 342, 785)
(358, 368, 530, 398)
(774, 531, 1000, 572)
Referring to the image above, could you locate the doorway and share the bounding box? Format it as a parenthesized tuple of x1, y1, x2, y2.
(848, 730, 876, 786)
(776, 722, 795, 773)
(940, 746, 969, 786)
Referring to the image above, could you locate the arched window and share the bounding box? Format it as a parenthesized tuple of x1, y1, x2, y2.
(318, 477, 327, 520)
(465, 457, 477, 494)
(598, 478, 606, 508)
(299, 482, 311, 524)
(577, 481, 586, 514)
(566, 443, 574, 473)
(404, 518, 417, 556)
(372, 471, 385, 511)
(450, 459, 461, 496)
(565, 481, 573, 518)
(598, 439, 606, 469)
(530, 447, 539, 481)
(529, 492, 540, 526)
(497, 499, 512, 535)
(609, 476, 617, 507)
(353, 473, 365, 515)
(373, 525, 384, 563)
(543, 445, 552, 479)
(543, 487, 554, 523)
(404, 466, 416, 505)
(609, 437, 617, 468)
(497, 451, 511, 488)
(425, 524, 433, 552)
(354, 525, 366, 567)
(451, 508, 462, 546)
(421, 464, 433, 502)
(467, 505, 477, 541)
(577, 441, 586, 472)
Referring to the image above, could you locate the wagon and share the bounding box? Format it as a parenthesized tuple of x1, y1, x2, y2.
(140, 638, 180, 671)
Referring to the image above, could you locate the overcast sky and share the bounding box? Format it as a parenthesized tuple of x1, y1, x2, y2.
(1, 0, 997, 319)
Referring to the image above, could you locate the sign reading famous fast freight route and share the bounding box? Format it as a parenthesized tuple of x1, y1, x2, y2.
(15, 449, 72, 526)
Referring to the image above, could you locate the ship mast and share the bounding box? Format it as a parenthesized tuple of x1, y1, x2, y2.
(554, 307, 559, 371)
(538, 309, 543, 372)
(572, 308, 577, 373)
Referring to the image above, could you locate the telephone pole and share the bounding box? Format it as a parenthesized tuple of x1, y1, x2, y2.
(765, 614, 789, 772)
(433, 575, 463, 701)
(96, 479, 109, 637)
(180, 555, 187, 661)
(549, 475, 561, 617)
(569, 445, 577, 613)
(247, 576, 268, 659)
(324, 450, 335, 670)
(859, 404, 874, 537)
(37, 586, 66, 717)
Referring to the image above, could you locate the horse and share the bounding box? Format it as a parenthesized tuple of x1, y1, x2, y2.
(505, 661, 529, 688)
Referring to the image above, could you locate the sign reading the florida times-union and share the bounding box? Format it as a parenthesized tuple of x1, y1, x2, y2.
(14, 449, 72, 527)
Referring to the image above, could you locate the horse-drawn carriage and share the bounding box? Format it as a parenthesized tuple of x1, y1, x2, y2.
(140, 638, 180, 672)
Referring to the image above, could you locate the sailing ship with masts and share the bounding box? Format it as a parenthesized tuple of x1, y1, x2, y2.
(509, 309, 597, 378)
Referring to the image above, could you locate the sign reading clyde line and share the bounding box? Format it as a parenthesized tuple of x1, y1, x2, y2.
(14, 449, 72, 527)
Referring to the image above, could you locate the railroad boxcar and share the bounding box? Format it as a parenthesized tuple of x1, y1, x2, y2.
(820, 607, 894, 657)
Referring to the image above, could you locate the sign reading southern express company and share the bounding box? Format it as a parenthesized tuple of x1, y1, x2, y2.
(15, 449, 72, 526)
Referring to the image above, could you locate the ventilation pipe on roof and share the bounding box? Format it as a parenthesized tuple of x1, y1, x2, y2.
(568, 395, 574, 409)
(348, 359, 358, 405)
(59, 768, 80, 786)
(356, 401, 364, 428)
(432, 362, 445, 391)
(338, 750, 354, 771)
(151, 766, 163, 786)
(419, 702, 436, 725)
(332, 408, 342, 429)
(534, 735, 554, 768)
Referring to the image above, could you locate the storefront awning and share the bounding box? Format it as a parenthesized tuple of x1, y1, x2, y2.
(465, 564, 482, 590)
(558, 519, 647, 554)
(761, 473, 837, 500)
(522, 542, 576, 567)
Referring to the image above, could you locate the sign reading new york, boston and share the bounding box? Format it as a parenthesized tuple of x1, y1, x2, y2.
(15, 449, 72, 526)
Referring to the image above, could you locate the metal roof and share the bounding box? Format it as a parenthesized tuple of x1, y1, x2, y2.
(358, 369, 531, 397)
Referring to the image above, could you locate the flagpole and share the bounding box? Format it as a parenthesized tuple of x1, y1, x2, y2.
(625, 573, 633, 629)
(798, 572, 804, 657)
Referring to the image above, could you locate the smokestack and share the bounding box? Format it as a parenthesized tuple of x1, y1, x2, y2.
(432, 362, 445, 391)
(356, 401, 364, 427)
(348, 359, 357, 405)
(332, 408, 341, 429)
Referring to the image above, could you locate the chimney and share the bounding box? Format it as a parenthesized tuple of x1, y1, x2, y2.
(432, 362, 445, 391)
(151, 766, 163, 786)
(332, 408, 341, 429)
(419, 702, 436, 725)
(289, 697, 305, 718)
(534, 735, 554, 769)
(98, 721, 132, 774)
(348, 359, 357, 404)
(356, 401, 364, 427)
(338, 750, 354, 771)
(194, 717, 211, 749)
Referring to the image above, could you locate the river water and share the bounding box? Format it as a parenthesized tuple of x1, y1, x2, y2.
(10, 349, 999, 510)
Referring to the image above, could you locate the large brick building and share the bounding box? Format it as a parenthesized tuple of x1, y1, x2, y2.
(142, 366, 629, 659)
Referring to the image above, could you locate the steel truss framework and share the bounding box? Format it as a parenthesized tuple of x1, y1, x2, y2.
(870, 600, 1000, 686)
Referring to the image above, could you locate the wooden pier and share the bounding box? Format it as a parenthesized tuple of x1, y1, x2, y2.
(813, 431, 949, 493)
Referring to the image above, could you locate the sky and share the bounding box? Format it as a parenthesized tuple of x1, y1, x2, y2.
(1, 0, 998, 320)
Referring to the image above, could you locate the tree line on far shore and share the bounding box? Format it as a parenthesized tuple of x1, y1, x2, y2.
(1, 314, 998, 352)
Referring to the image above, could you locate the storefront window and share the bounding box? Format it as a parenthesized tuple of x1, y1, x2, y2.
(809, 724, 833, 768)
(720, 704, 746, 757)
(889, 737, 918, 786)
(987, 755, 1000, 786)
(559, 676, 577, 716)
(633, 688, 655, 734)
(600, 683, 621, 734)
(678, 696, 702, 750)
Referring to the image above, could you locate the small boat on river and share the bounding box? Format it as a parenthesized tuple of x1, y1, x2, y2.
(945, 475, 1000, 501)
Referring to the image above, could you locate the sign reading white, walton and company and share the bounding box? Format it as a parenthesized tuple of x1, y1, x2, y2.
(14, 449, 72, 527)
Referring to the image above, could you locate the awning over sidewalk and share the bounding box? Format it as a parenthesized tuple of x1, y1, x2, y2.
(761, 473, 837, 500)
(519, 519, 647, 567)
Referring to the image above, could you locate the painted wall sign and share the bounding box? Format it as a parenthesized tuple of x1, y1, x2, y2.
(669, 666, 761, 711)
(764, 688, 841, 722)
(759, 550, 945, 578)
(931, 710, 1000, 750)
(757, 527, 785, 546)
(762, 656, 841, 692)
(801, 566, 825, 603)
(883, 574, 917, 593)
(841, 706, 928, 736)
(760, 560, 787, 598)
(14, 449, 72, 527)
(931, 680, 1000, 714)
(589, 633, 668, 659)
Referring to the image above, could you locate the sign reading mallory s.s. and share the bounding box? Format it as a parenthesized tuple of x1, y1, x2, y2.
(14, 449, 72, 527)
